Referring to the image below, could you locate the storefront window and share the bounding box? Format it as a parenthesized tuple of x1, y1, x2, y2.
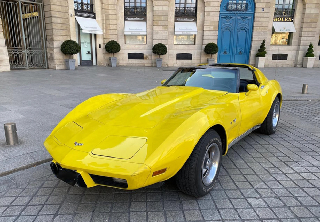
(271, 32, 292, 45)
(174, 35, 195, 45)
(125, 35, 146, 44)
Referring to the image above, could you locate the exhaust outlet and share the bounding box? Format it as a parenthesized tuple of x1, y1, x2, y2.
(50, 162, 59, 175)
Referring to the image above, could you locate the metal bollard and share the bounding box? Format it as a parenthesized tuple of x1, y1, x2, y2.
(4, 123, 19, 146)
(302, 84, 308, 94)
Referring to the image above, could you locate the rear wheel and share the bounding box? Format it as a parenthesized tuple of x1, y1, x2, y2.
(259, 97, 280, 135)
(175, 130, 222, 197)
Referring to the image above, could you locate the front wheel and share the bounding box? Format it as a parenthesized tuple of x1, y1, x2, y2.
(259, 97, 280, 135)
(175, 130, 222, 197)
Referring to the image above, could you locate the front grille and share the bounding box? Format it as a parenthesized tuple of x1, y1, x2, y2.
(90, 174, 128, 188)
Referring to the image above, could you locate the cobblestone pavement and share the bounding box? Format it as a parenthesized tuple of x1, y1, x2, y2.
(0, 110, 320, 221)
(282, 100, 320, 128)
(0, 66, 320, 221)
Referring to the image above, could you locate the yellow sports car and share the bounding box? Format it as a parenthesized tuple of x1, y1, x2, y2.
(45, 64, 282, 197)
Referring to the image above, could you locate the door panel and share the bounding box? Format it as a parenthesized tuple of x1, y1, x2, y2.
(239, 90, 262, 135)
(218, 16, 235, 63)
(217, 0, 255, 64)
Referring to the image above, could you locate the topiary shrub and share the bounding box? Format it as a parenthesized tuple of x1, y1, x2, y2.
(61, 40, 81, 57)
(256, 40, 267, 57)
(204, 43, 218, 58)
(152, 43, 167, 58)
(105, 40, 121, 57)
(305, 43, 314, 57)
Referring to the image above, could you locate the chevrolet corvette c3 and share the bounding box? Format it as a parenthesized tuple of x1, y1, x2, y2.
(44, 64, 282, 197)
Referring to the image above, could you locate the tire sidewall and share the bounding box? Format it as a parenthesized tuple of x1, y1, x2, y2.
(271, 97, 280, 132)
(194, 133, 222, 196)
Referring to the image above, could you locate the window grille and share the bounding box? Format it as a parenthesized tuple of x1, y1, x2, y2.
(175, 0, 197, 17)
(274, 0, 295, 18)
(124, 0, 146, 17)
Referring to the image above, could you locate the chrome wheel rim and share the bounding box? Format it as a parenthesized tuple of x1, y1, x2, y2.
(272, 102, 280, 128)
(201, 143, 220, 186)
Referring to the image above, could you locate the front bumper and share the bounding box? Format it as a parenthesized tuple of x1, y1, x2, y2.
(45, 136, 152, 190)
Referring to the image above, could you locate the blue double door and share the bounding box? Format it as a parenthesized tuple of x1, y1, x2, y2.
(217, 13, 254, 64)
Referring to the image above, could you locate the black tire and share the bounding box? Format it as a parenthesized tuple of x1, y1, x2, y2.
(175, 130, 222, 197)
(259, 97, 280, 135)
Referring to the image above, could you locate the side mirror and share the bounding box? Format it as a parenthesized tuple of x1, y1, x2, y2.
(161, 79, 167, 85)
(247, 84, 258, 91)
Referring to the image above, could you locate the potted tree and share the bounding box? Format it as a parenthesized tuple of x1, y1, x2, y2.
(105, 40, 121, 67)
(61, 40, 81, 70)
(303, 43, 315, 68)
(255, 40, 267, 68)
(152, 43, 167, 68)
(204, 43, 218, 64)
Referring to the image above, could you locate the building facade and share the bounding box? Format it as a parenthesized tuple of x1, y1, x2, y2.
(0, 0, 319, 71)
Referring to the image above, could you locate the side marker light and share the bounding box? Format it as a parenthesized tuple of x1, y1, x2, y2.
(152, 168, 167, 177)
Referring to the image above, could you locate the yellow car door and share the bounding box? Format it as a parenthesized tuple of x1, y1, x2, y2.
(238, 68, 264, 135)
(239, 87, 263, 135)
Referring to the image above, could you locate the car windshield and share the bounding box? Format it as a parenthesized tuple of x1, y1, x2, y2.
(164, 68, 238, 93)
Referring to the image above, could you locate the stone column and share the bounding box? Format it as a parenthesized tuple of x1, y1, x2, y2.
(43, 0, 71, 69)
(152, 0, 169, 66)
(0, 18, 10, 72)
(295, 0, 320, 67)
(249, 0, 274, 66)
(102, 0, 118, 62)
(202, 0, 221, 63)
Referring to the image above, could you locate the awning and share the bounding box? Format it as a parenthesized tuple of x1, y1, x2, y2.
(124, 21, 147, 35)
(75, 17, 103, 34)
(175, 22, 197, 35)
(273, 22, 296, 32)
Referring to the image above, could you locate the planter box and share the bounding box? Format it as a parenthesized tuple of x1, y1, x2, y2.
(65, 59, 76, 70)
(109, 57, 117, 67)
(156, 58, 162, 68)
(255, 57, 265, 68)
(303, 57, 315, 68)
(207, 58, 215, 65)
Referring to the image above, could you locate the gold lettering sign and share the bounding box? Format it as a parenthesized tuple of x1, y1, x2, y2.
(22, 12, 39, 19)
(273, 17, 293, 22)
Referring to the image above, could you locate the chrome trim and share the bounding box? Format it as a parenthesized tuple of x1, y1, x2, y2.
(228, 125, 261, 149)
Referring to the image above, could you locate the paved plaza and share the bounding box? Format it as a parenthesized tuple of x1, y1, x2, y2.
(0, 66, 320, 221)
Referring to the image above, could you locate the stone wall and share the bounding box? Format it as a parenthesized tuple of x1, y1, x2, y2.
(43, 0, 72, 69)
(296, 0, 320, 67)
(0, 18, 10, 72)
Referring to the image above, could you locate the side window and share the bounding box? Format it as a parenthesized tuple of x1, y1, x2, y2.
(239, 67, 259, 92)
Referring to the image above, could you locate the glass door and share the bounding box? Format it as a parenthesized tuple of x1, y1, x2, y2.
(79, 29, 93, 66)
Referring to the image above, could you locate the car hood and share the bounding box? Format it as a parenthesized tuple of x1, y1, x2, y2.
(53, 86, 227, 159)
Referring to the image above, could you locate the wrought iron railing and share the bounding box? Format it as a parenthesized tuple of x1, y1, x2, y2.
(124, 6, 146, 17)
(74, 1, 93, 13)
(274, 8, 295, 18)
(175, 7, 196, 17)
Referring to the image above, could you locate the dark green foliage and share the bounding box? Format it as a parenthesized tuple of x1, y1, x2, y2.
(60, 40, 81, 56)
(204, 43, 218, 58)
(105, 40, 121, 57)
(152, 43, 167, 58)
(272, 26, 275, 35)
(305, 43, 314, 57)
(256, 40, 267, 57)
